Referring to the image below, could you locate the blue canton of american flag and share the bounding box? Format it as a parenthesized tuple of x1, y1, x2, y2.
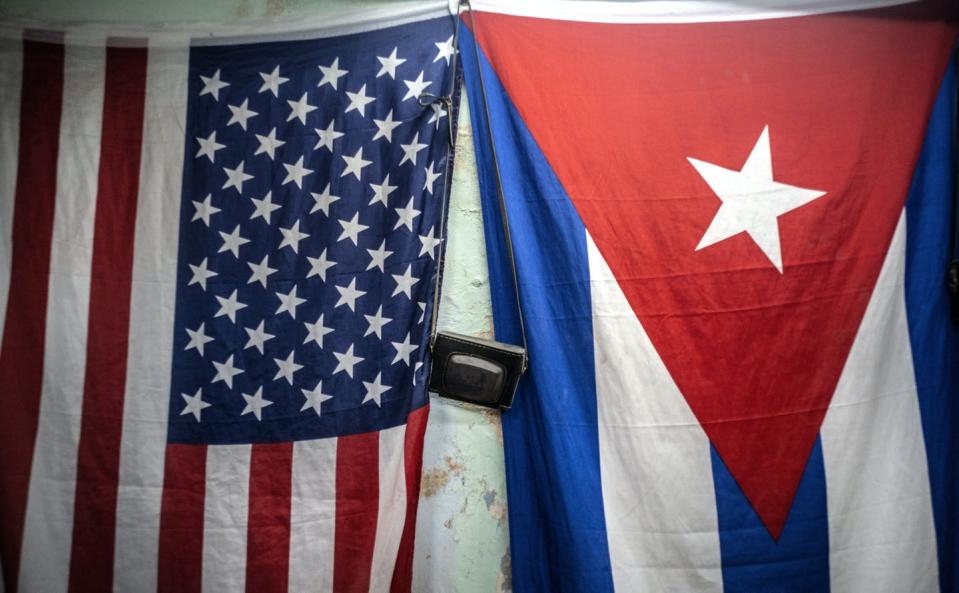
(170, 17, 456, 444)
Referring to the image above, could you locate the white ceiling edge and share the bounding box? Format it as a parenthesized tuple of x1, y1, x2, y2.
(0, 0, 453, 47)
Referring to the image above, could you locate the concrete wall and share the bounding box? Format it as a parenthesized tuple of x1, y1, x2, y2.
(416, 98, 511, 593)
(0, 1, 510, 591)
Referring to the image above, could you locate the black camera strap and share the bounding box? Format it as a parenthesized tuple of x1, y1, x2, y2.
(428, 1, 529, 367)
(424, 4, 462, 347)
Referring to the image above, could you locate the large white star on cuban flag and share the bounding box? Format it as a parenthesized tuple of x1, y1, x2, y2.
(688, 126, 826, 272)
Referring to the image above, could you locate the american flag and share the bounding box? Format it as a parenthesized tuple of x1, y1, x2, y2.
(0, 7, 455, 593)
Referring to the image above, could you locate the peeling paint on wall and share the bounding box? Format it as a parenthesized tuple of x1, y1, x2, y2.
(422, 456, 466, 498)
(497, 549, 512, 593)
(483, 488, 507, 529)
(413, 96, 511, 593)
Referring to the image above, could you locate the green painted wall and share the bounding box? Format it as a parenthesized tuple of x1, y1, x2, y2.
(0, 1, 510, 591)
(415, 98, 511, 593)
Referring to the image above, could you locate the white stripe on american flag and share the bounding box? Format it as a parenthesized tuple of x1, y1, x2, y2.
(820, 214, 939, 593)
(113, 43, 188, 593)
(587, 233, 724, 593)
(369, 423, 408, 593)
(288, 437, 337, 593)
(202, 445, 252, 593)
(17, 40, 104, 593)
(0, 33, 21, 343)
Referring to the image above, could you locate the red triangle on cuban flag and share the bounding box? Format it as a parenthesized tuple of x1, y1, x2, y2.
(470, 2, 956, 538)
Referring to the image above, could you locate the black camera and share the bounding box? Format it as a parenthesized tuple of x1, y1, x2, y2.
(429, 331, 526, 409)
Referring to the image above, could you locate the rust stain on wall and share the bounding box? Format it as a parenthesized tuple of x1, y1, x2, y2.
(483, 488, 508, 529)
(421, 455, 466, 498)
(265, 0, 291, 17)
(478, 408, 504, 443)
(496, 548, 512, 593)
(234, 0, 252, 18)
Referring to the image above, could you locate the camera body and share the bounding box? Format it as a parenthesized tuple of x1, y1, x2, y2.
(429, 331, 526, 409)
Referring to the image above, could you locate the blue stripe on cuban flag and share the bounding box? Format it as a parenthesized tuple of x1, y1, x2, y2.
(907, 56, 959, 593)
(462, 22, 959, 593)
(459, 26, 616, 593)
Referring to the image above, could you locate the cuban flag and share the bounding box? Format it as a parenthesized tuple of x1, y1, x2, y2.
(0, 4, 455, 592)
(460, 1, 959, 591)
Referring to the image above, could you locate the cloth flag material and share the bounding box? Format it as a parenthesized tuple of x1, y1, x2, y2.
(0, 5, 455, 592)
(461, 1, 959, 592)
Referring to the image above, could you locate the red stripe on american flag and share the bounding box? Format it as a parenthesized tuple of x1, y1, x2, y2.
(0, 36, 64, 593)
(158, 444, 207, 593)
(246, 442, 294, 593)
(390, 405, 429, 593)
(67, 44, 148, 593)
(333, 430, 380, 593)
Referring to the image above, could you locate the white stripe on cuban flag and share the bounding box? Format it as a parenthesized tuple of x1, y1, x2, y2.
(587, 233, 724, 593)
(820, 214, 938, 593)
(17, 39, 104, 593)
(113, 43, 188, 593)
